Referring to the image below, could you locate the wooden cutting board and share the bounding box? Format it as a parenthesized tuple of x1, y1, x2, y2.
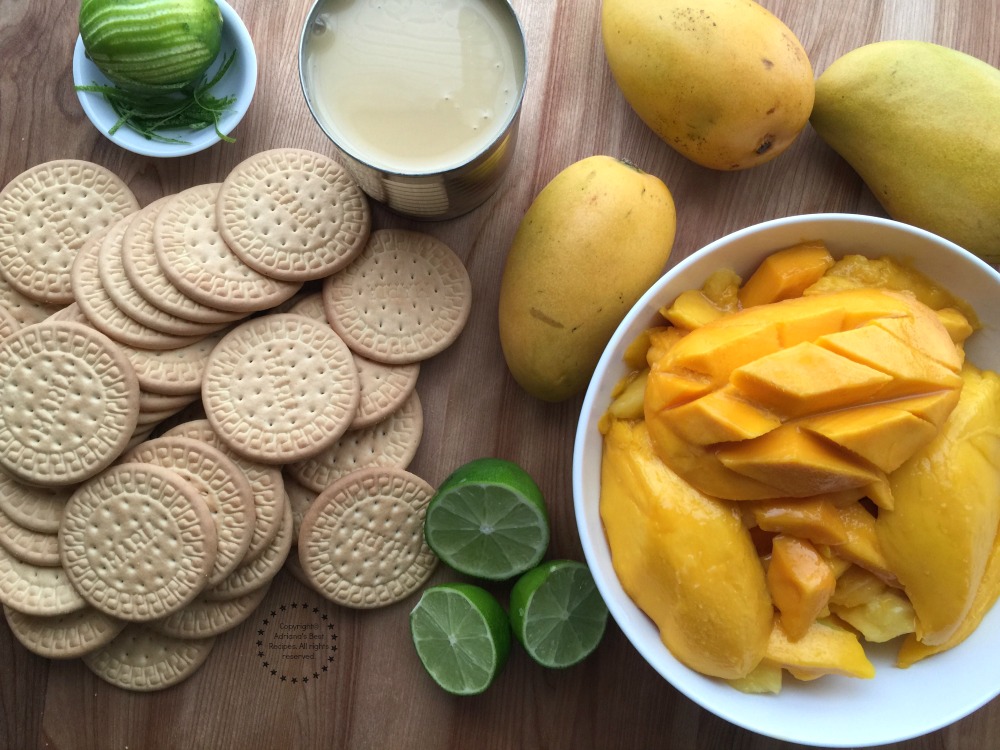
(1, 1, 997, 748)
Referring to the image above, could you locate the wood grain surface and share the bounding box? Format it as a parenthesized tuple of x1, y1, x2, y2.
(2, 0, 999, 748)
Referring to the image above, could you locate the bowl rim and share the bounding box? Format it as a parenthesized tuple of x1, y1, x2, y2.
(572, 212, 1000, 747)
(72, 0, 257, 158)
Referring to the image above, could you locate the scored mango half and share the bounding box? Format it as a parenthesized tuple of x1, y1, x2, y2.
(644, 288, 965, 502)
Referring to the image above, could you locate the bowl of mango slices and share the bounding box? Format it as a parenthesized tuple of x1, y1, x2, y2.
(573, 212, 1000, 747)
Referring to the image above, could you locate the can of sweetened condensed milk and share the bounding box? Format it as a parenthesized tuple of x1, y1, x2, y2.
(299, 0, 528, 221)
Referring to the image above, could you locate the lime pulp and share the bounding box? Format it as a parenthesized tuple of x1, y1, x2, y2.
(424, 458, 549, 581)
(510, 560, 609, 669)
(409, 583, 511, 696)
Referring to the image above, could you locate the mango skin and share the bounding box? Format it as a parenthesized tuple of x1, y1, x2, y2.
(600, 418, 772, 679)
(498, 156, 675, 402)
(811, 41, 1000, 264)
(601, 0, 814, 170)
(875, 364, 1000, 647)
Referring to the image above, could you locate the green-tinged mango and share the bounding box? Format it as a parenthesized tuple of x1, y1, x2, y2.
(811, 41, 1000, 263)
(601, 0, 814, 170)
(498, 156, 675, 402)
(600, 419, 772, 679)
(875, 364, 1000, 647)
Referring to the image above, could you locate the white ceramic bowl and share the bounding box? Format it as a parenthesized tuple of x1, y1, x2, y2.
(72, 0, 257, 158)
(573, 213, 1000, 747)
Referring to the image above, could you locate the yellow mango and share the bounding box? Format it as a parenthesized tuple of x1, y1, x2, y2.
(645, 288, 963, 501)
(731, 342, 892, 419)
(830, 564, 888, 608)
(645, 326, 686, 369)
(644, 369, 712, 412)
(645, 413, 784, 501)
(805, 254, 974, 316)
(600, 419, 772, 679)
(817, 546, 855, 579)
(751, 498, 848, 546)
(738, 241, 835, 308)
(810, 41, 1000, 264)
(700, 268, 742, 312)
(833, 503, 898, 585)
(830, 588, 916, 643)
(601, 0, 814, 170)
(765, 618, 875, 680)
(875, 364, 1000, 646)
(896, 519, 1000, 667)
(767, 535, 837, 640)
(661, 290, 725, 330)
(816, 324, 963, 398)
(716, 425, 884, 498)
(799, 404, 938, 474)
(936, 307, 974, 345)
(498, 155, 675, 402)
(727, 659, 783, 694)
(606, 370, 649, 421)
(668, 385, 780, 445)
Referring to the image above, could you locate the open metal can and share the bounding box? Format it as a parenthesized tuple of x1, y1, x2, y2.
(298, 0, 528, 221)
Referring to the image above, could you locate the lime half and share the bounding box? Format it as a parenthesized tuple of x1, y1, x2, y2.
(510, 560, 609, 669)
(424, 458, 549, 581)
(409, 583, 511, 695)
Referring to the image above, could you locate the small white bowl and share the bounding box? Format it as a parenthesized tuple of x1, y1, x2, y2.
(73, 0, 257, 158)
(573, 213, 1000, 747)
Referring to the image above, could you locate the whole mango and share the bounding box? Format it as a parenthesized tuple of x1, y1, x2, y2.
(601, 418, 772, 679)
(601, 0, 814, 170)
(498, 155, 675, 402)
(811, 41, 1000, 264)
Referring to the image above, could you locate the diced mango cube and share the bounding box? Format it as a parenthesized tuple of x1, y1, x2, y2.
(730, 342, 892, 419)
(716, 425, 884, 498)
(816, 324, 963, 398)
(767, 535, 837, 640)
(936, 306, 974, 345)
(834, 503, 898, 586)
(829, 565, 889, 608)
(751, 497, 848, 546)
(667, 386, 781, 446)
(607, 370, 649, 420)
(701, 268, 743, 312)
(830, 588, 916, 643)
(661, 289, 725, 330)
(738, 240, 835, 308)
(799, 404, 938, 474)
(765, 617, 875, 680)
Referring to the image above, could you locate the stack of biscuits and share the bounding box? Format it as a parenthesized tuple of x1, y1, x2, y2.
(0, 150, 473, 691)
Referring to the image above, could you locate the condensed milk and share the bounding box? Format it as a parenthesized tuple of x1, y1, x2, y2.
(299, 0, 527, 220)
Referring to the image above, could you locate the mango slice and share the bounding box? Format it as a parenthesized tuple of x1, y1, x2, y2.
(875, 364, 1000, 646)
(767, 535, 837, 640)
(764, 617, 875, 680)
(751, 497, 848, 546)
(738, 240, 835, 308)
(661, 289, 725, 330)
(896, 517, 1000, 667)
(830, 588, 916, 643)
(600, 419, 772, 679)
(645, 288, 963, 501)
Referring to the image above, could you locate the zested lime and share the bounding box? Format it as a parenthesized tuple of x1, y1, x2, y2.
(423, 458, 549, 581)
(79, 0, 223, 93)
(409, 583, 511, 696)
(510, 560, 609, 669)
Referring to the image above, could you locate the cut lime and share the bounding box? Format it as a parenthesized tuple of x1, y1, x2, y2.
(424, 457, 549, 581)
(510, 560, 609, 669)
(409, 583, 511, 696)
